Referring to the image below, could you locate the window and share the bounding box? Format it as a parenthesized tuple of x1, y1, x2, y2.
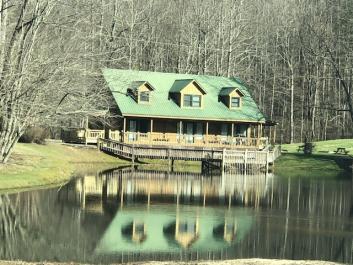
(231, 97, 240, 108)
(139, 91, 150, 103)
(135, 223, 144, 234)
(178, 221, 196, 233)
(184, 94, 201, 107)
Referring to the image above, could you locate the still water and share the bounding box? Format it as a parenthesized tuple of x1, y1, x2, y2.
(0, 167, 352, 263)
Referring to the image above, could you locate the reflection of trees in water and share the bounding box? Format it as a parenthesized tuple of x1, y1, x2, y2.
(0, 192, 44, 259)
(0, 172, 352, 264)
(0, 194, 25, 258)
(0, 189, 113, 263)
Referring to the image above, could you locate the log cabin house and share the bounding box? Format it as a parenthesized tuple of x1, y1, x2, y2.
(62, 69, 275, 150)
(101, 69, 272, 150)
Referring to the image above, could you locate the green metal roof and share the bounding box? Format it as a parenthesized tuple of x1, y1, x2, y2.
(219, 87, 244, 96)
(103, 69, 266, 122)
(169, 79, 207, 94)
(131, 81, 155, 91)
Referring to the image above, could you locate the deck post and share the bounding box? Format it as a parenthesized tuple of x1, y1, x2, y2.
(244, 149, 248, 174)
(266, 150, 269, 173)
(167, 148, 171, 171)
(97, 138, 100, 152)
(221, 148, 226, 171)
(131, 144, 135, 165)
(171, 159, 175, 172)
(231, 123, 234, 146)
(247, 126, 251, 145)
(85, 116, 89, 146)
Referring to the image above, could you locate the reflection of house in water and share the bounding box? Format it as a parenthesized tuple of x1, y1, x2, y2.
(122, 221, 147, 243)
(58, 168, 259, 254)
(213, 219, 238, 244)
(164, 217, 200, 248)
(67, 168, 271, 214)
(94, 204, 252, 254)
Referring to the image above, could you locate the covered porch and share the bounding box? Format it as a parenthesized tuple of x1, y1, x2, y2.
(121, 117, 268, 149)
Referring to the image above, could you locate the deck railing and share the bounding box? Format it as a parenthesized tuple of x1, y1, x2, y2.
(109, 130, 120, 141)
(122, 132, 268, 148)
(86, 130, 105, 140)
(63, 129, 268, 149)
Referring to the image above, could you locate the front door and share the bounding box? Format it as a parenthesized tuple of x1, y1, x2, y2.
(195, 122, 203, 141)
(128, 120, 137, 141)
(221, 124, 228, 142)
(186, 122, 194, 143)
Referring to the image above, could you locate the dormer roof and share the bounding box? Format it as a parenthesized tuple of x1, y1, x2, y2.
(169, 79, 207, 94)
(103, 69, 266, 123)
(130, 81, 155, 91)
(219, 87, 244, 97)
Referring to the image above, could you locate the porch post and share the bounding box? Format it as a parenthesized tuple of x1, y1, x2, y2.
(247, 125, 251, 146)
(260, 124, 263, 137)
(206, 121, 209, 143)
(231, 123, 234, 137)
(179, 120, 183, 144)
(150, 119, 153, 133)
(123, 117, 126, 142)
(273, 125, 277, 144)
(85, 116, 89, 146)
(257, 124, 260, 147)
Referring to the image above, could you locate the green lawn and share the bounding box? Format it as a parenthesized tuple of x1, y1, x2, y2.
(0, 143, 129, 193)
(276, 139, 353, 178)
(1, 139, 351, 193)
(280, 139, 353, 154)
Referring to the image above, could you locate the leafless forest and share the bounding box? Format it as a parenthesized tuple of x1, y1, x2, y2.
(1, 0, 353, 162)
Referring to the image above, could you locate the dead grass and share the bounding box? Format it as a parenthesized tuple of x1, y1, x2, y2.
(0, 142, 129, 193)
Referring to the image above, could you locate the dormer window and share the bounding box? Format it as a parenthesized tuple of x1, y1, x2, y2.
(128, 81, 155, 104)
(169, 79, 206, 108)
(184, 94, 201, 107)
(231, 97, 240, 108)
(219, 87, 244, 109)
(139, 91, 150, 103)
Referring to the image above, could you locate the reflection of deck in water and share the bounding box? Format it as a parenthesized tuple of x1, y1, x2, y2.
(70, 168, 271, 213)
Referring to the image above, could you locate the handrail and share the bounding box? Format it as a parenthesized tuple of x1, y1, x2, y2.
(121, 131, 268, 148)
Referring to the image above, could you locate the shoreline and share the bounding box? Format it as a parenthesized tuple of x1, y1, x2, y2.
(1, 141, 351, 194)
(0, 142, 128, 194)
(0, 259, 343, 265)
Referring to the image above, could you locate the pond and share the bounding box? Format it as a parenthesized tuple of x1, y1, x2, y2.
(0, 167, 352, 264)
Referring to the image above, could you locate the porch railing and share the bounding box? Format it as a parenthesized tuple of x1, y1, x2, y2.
(121, 132, 268, 148)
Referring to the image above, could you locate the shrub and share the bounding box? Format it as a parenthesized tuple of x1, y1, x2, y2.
(19, 127, 49, 144)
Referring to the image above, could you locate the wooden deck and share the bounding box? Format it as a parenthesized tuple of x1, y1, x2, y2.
(62, 129, 268, 149)
(121, 132, 268, 149)
(61, 129, 105, 144)
(98, 139, 281, 172)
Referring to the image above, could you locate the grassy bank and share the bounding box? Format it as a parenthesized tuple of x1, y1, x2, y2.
(281, 139, 353, 154)
(276, 139, 353, 178)
(0, 142, 129, 193)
